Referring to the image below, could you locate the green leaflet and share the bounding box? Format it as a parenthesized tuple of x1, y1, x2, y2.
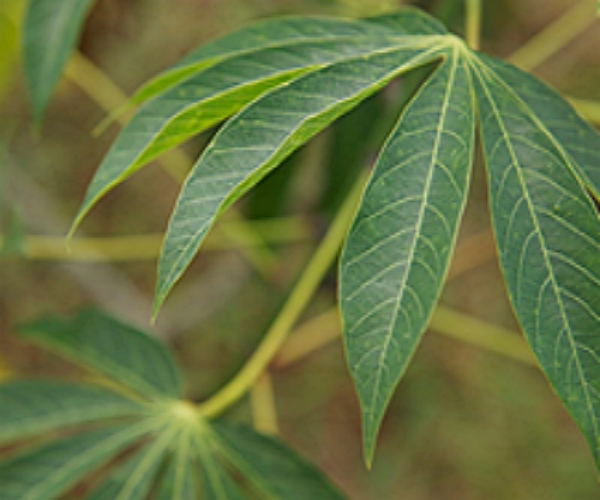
(155, 432, 200, 500)
(22, 0, 95, 123)
(85, 428, 175, 500)
(0, 421, 156, 500)
(0, 381, 143, 445)
(18, 309, 183, 400)
(132, 9, 446, 106)
(472, 55, 600, 467)
(70, 17, 447, 238)
(340, 46, 475, 465)
(154, 42, 447, 315)
(211, 421, 345, 500)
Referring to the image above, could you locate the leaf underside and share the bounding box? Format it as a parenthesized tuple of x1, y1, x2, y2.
(340, 46, 475, 465)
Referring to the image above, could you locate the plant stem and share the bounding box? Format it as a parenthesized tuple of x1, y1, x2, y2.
(0, 216, 311, 261)
(429, 306, 537, 365)
(507, 0, 595, 70)
(465, 0, 481, 50)
(250, 372, 279, 435)
(198, 171, 368, 418)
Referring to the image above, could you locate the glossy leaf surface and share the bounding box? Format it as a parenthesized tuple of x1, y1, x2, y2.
(22, 0, 95, 122)
(473, 54, 600, 467)
(18, 309, 183, 399)
(340, 47, 474, 464)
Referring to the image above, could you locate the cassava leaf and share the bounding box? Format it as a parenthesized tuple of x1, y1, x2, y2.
(0, 420, 157, 500)
(70, 11, 447, 236)
(18, 309, 183, 400)
(22, 0, 95, 122)
(340, 47, 475, 466)
(211, 421, 345, 499)
(154, 41, 448, 314)
(0, 381, 143, 446)
(472, 54, 600, 468)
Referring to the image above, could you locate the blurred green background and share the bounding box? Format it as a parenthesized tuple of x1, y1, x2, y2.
(1, 0, 600, 498)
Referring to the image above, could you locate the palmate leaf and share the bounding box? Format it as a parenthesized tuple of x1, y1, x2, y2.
(472, 55, 600, 466)
(340, 45, 475, 465)
(22, 0, 96, 123)
(1, 310, 345, 498)
(154, 41, 448, 314)
(18, 309, 183, 400)
(69, 9, 447, 236)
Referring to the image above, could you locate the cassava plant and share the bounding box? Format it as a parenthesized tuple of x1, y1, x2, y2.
(1, 0, 600, 497)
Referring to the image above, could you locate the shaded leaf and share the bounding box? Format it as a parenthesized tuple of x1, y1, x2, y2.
(22, 0, 95, 122)
(18, 309, 183, 400)
(211, 421, 345, 499)
(85, 430, 173, 500)
(71, 11, 447, 236)
(473, 54, 600, 467)
(154, 434, 200, 500)
(340, 47, 475, 465)
(0, 421, 155, 500)
(0, 380, 143, 446)
(155, 42, 447, 314)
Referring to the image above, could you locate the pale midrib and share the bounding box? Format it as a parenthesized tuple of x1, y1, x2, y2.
(366, 49, 458, 429)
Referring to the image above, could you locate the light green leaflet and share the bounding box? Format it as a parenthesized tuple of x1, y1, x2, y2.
(1, 310, 345, 497)
(340, 45, 475, 466)
(22, 0, 96, 123)
(471, 54, 600, 465)
(70, 9, 447, 237)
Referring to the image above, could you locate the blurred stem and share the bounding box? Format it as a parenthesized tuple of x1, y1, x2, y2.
(198, 171, 368, 418)
(465, 0, 481, 50)
(63, 51, 277, 277)
(276, 304, 536, 369)
(250, 372, 279, 435)
(568, 96, 600, 126)
(0, 216, 311, 261)
(507, 0, 595, 70)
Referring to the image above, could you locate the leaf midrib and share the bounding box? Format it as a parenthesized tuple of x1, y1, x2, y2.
(365, 48, 458, 432)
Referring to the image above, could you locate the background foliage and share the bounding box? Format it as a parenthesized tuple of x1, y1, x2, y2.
(1, 0, 600, 498)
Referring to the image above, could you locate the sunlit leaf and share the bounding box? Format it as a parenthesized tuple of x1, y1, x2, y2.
(340, 46, 474, 465)
(70, 10, 447, 236)
(472, 54, 600, 468)
(22, 0, 95, 122)
(18, 309, 183, 400)
(154, 41, 447, 314)
(0, 381, 143, 445)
